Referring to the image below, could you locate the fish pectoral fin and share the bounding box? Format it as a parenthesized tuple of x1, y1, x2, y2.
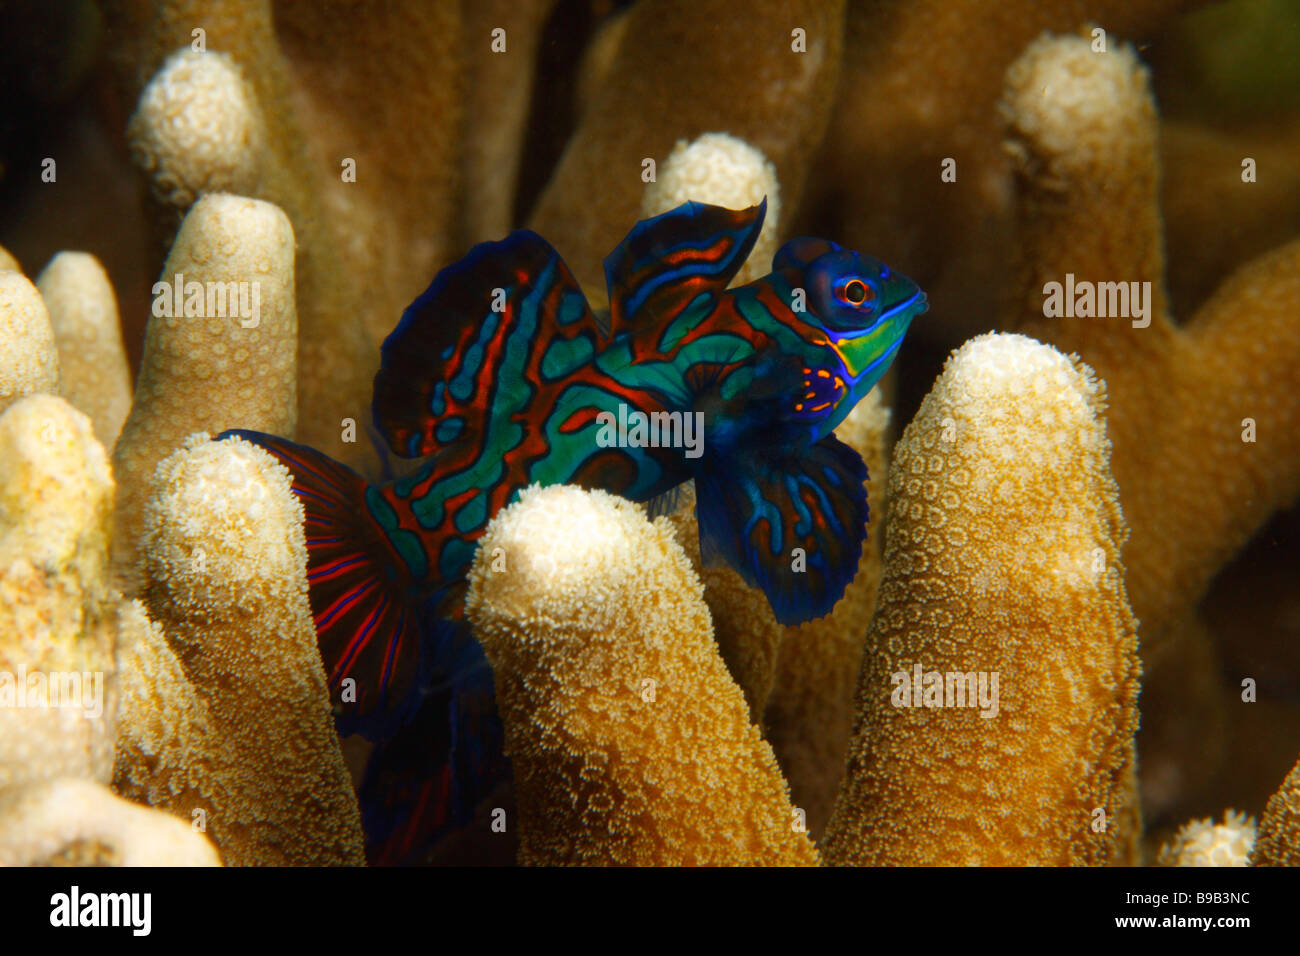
(694, 432, 869, 625)
(603, 199, 767, 333)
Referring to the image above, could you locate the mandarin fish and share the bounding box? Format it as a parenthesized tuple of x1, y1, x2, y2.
(221, 199, 925, 861)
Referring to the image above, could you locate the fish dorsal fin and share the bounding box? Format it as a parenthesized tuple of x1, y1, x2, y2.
(604, 199, 767, 333)
(373, 230, 601, 458)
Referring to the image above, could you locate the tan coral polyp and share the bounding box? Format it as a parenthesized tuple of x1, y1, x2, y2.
(823, 334, 1141, 866)
(467, 484, 818, 866)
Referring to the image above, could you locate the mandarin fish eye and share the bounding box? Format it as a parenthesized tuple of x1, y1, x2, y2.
(837, 277, 875, 309)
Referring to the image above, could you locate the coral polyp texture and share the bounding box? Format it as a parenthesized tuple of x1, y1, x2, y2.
(822, 334, 1142, 866)
(1000, 30, 1300, 819)
(115, 435, 365, 866)
(2, 0, 1299, 872)
(110, 192, 297, 581)
(0, 395, 118, 792)
(0, 267, 59, 413)
(466, 484, 818, 866)
(35, 252, 132, 450)
(1158, 811, 1256, 867)
(0, 777, 221, 867)
(1252, 758, 1300, 866)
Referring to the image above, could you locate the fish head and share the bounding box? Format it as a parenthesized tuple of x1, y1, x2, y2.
(784, 241, 927, 420)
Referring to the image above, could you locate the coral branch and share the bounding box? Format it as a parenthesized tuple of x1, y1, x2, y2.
(1002, 33, 1171, 334)
(528, 0, 845, 296)
(1252, 756, 1300, 865)
(822, 334, 1141, 865)
(466, 484, 818, 866)
(458, 0, 557, 243)
(111, 193, 296, 581)
(1002, 31, 1300, 815)
(36, 252, 133, 450)
(0, 777, 220, 866)
(115, 435, 364, 866)
(810, 0, 1196, 347)
(107, 0, 468, 467)
(0, 395, 117, 791)
(0, 268, 59, 415)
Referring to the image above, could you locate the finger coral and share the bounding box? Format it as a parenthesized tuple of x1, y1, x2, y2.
(661, 388, 894, 837)
(466, 484, 819, 866)
(529, 0, 845, 297)
(1157, 810, 1255, 867)
(822, 333, 1142, 866)
(0, 395, 118, 792)
(0, 267, 59, 415)
(808, 0, 1196, 347)
(1251, 756, 1300, 866)
(35, 251, 133, 449)
(6, 0, 1299, 871)
(0, 776, 220, 866)
(127, 49, 267, 213)
(114, 435, 365, 866)
(110, 193, 297, 580)
(1001, 30, 1300, 817)
(106, 0, 467, 468)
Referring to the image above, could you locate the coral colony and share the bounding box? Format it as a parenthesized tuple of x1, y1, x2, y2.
(0, 0, 1298, 869)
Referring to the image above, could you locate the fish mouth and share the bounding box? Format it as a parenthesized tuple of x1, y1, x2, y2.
(881, 287, 927, 322)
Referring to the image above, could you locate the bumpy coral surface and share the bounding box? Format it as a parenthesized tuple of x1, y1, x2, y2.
(823, 334, 1142, 865)
(0, 395, 118, 792)
(116, 436, 364, 866)
(35, 252, 132, 449)
(0, 777, 220, 867)
(1001, 30, 1300, 819)
(111, 193, 297, 581)
(2, 0, 1298, 870)
(466, 485, 818, 866)
(0, 269, 59, 414)
(1253, 758, 1300, 866)
(1158, 810, 1256, 867)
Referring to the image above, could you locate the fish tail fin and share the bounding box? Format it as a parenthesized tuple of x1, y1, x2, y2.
(692, 431, 869, 626)
(217, 429, 428, 739)
(360, 618, 510, 865)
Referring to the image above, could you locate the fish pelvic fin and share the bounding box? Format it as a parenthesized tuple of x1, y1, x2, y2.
(217, 429, 430, 740)
(693, 431, 869, 625)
